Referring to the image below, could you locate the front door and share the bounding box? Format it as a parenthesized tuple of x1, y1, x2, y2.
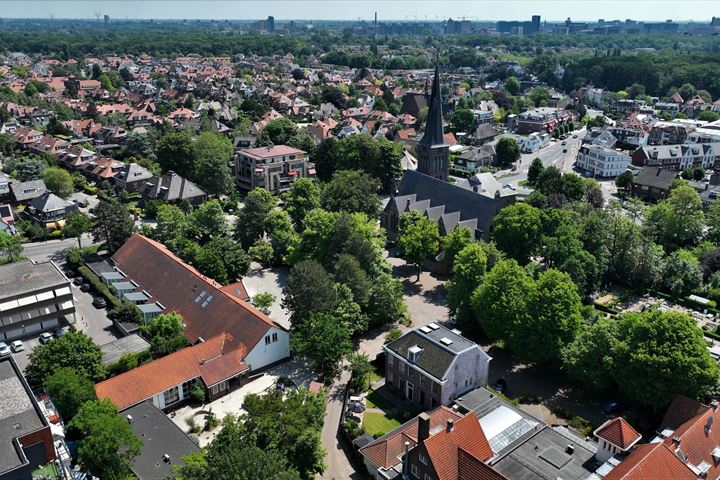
(420, 390, 425, 406)
(406, 382, 414, 401)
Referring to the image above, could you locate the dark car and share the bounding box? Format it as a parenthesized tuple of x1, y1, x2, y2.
(603, 401, 624, 415)
(73, 277, 84, 286)
(80, 283, 91, 292)
(492, 378, 507, 394)
(92, 296, 107, 308)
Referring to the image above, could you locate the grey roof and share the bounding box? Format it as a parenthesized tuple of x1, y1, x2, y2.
(122, 401, 200, 480)
(143, 171, 205, 202)
(10, 179, 46, 202)
(455, 173, 515, 199)
(138, 303, 164, 314)
(0, 260, 67, 299)
(124, 292, 151, 303)
(633, 167, 676, 189)
(419, 65, 447, 148)
(390, 170, 513, 237)
(385, 324, 479, 380)
(0, 357, 46, 474)
(116, 163, 154, 185)
(583, 128, 617, 148)
(472, 123, 500, 141)
(101, 334, 150, 365)
(27, 191, 74, 213)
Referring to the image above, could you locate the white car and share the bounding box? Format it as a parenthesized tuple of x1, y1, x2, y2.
(11, 340, 24, 353)
(0, 342, 10, 357)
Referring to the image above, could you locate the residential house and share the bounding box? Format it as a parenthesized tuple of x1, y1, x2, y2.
(0, 205, 15, 235)
(517, 132, 550, 153)
(111, 234, 289, 371)
(467, 123, 500, 146)
(583, 128, 618, 148)
(648, 122, 691, 145)
(10, 180, 47, 204)
(515, 108, 573, 134)
(452, 145, 496, 173)
(0, 173, 11, 201)
(576, 145, 630, 178)
(113, 163, 154, 192)
(631, 166, 677, 201)
(0, 357, 56, 480)
(140, 171, 207, 206)
(593, 417, 642, 463)
(24, 192, 78, 229)
(122, 401, 200, 480)
(631, 143, 720, 170)
(96, 333, 250, 410)
(381, 170, 516, 241)
(384, 324, 491, 409)
(235, 145, 315, 195)
(0, 260, 75, 341)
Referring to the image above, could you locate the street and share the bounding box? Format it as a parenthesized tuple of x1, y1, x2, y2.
(21, 235, 93, 263)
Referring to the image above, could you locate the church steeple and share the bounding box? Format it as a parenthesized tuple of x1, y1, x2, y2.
(417, 65, 449, 181)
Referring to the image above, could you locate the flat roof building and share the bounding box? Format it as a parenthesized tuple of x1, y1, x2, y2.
(0, 261, 74, 341)
(0, 357, 55, 480)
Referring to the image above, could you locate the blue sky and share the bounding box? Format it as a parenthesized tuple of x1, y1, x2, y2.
(0, 0, 716, 22)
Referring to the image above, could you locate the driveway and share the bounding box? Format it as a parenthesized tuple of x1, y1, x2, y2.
(242, 262, 291, 329)
(71, 280, 121, 347)
(22, 236, 93, 264)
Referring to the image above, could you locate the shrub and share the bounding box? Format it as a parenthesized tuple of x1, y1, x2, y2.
(568, 416, 593, 437)
(77, 265, 122, 310)
(384, 327, 403, 344)
(203, 411, 220, 431)
(343, 418, 364, 439)
(185, 416, 201, 434)
(190, 383, 206, 404)
(83, 184, 98, 195)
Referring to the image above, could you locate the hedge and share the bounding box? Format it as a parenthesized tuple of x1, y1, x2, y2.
(77, 265, 122, 310)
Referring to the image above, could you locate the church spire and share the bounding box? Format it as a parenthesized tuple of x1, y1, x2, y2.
(419, 64, 446, 148)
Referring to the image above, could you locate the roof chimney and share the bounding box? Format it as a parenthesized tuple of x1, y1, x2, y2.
(402, 441, 411, 476)
(418, 412, 430, 442)
(672, 435, 681, 448)
(163, 453, 171, 463)
(711, 400, 719, 412)
(126, 414, 133, 423)
(447, 419, 454, 432)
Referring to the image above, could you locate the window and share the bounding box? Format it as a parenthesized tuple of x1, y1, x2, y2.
(163, 386, 180, 406)
(431, 382, 439, 394)
(265, 335, 271, 345)
(420, 375, 426, 387)
(272, 332, 278, 342)
(387, 371, 393, 383)
(388, 354, 394, 366)
(411, 464, 419, 478)
(419, 453, 427, 465)
(211, 383, 224, 395)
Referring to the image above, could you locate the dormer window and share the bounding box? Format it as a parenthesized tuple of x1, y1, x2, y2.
(408, 345, 423, 363)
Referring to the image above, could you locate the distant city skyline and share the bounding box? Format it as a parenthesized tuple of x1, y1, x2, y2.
(0, 1, 718, 22)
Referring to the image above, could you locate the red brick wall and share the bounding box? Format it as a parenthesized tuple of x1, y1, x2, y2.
(18, 425, 55, 463)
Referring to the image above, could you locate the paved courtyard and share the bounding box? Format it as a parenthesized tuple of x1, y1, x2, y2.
(169, 359, 316, 447)
(242, 262, 291, 329)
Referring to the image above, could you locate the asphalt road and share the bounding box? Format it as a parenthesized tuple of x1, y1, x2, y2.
(22, 234, 93, 264)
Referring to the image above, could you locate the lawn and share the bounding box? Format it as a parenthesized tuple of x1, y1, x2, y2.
(366, 389, 395, 410)
(32, 463, 61, 480)
(363, 412, 401, 437)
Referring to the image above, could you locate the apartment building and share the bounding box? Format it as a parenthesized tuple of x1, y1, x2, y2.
(576, 145, 630, 178)
(235, 145, 315, 194)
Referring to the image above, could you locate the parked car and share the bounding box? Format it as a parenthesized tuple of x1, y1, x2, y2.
(562, 141, 567, 145)
(54, 328, 66, 339)
(563, 149, 568, 153)
(603, 401, 624, 415)
(39, 332, 53, 344)
(11, 340, 24, 353)
(0, 342, 10, 357)
(80, 283, 91, 292)
(73, 277, 84, 286)
(92, 296, 107, 308)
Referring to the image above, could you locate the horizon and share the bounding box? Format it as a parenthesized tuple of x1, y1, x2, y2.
(1, 1, 718, 22)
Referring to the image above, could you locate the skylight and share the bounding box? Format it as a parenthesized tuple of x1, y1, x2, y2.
(427, 323, 440, 330)
(440, 337, 453, 345)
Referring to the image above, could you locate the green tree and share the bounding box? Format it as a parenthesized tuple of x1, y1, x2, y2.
(91, 198, 134, 253)
(285, 178, 320, 227)
(68, 399, 143, 479)
(520, 269, 582, 364)
(644, 185, 704, 249)
(505, 76, 520, 96)
(447, 242, 488, 321)
(332, 254, 371, 308)
(320, 170, 381, 218)
(527, 158, 544, 185)
(204, 236, 251, 284)
(26, 330, 105, 385)
(62, 212, 92, 248)
(614, 309, 720, 409)
(707, 200, 720, 243)
(266, 209, 299, 265)
(528, 87, 550, 107)
(192, 131, 234, 195)
(450, 108, 475, 133)
(660, 249, 702, 297)
(189, 199, 228, 244)
(283, 260, 338, 328)
(154, 204, 188, 249)
(253, 292, 276, 311)
(234, 188, 275, 248)
(141, 312, 189, 356)
(292, 311, 352, 378)
(441, 227, 472, 272)
(14, 158, 47, 181)
(496, 137, 521, 167)
(397, 211, 440, 281)
(0, 231, 23, 262)
(255, 118, 301, 147)
(175, 442, 300, 480)
(45, 367, 97, 421)
(470, 259, 534, 344)
(346, 352, 373, 392)
(367, 273, 406, 329)
(43, 166, 74, 199)
(562, 318, 618, 392)
(492, 203, 543, 264)
(156, 132, 195, 178)
(46, 116, 71, 136)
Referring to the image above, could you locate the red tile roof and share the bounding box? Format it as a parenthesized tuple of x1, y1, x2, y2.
(603, 443, 697, 480)
(662, 406, 720, 479)
(360, 406, 462, 470)
(111, 234, 285, 358)
(423, 413, 493, 480)
(595, 417, 641, 450)
(95, 334, 248, 410)
(457, 448, 508, 480)
(660, 395, 709, 431)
